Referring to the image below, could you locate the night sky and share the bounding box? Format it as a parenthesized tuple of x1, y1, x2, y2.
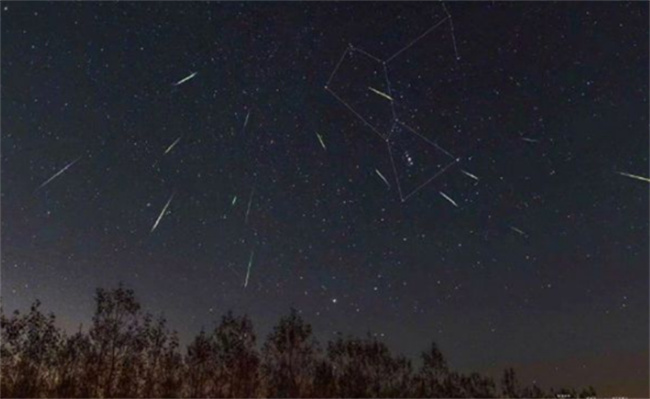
(2, 1, 648, 396)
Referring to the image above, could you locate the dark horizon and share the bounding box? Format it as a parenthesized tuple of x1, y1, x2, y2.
(1, 283, 601, 398)
(2, 284, 648, 398)
(2, 1, 648, 398)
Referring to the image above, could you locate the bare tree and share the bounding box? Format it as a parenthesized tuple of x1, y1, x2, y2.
(261, 309, 318, 397)
(210, 311, 260, 397)
(0, 300, 61, 397)
(327, 334, 412, 397)
(0, 286, 599, 398)
(185, 329, 214, 397)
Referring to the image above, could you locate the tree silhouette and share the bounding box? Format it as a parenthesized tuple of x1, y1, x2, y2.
(1, 300, 61, 397)
(327, 334, 412, 397)
(414, 341, 449, 397)
(56, 328, 91, 397)
(87, 284, 142, 397)
(0, 284, 599, 398)
(185, 329, 213, 397)
(210, 311, 259, 398)
(501, 367, 520, 398)
(261, 308, 318, 397)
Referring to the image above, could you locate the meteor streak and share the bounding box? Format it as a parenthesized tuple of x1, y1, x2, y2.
(244, 250, 255, 288)
(520, 137, 539, 143)
(242, 110, 251, 133)
(375, 169, 391, 188)
(151, 193, 174, 233)
(173, 71, 197, 86)
(439, 191, 458, 207)
(164, 136, 182, 154)
(35, 157, 80, 192)
(368, 86, 393, 101)
(245, 188, 255, 224)
(316, 132, 327, 150)
(510, 226, 527, 236)
(460, 169, 479, 181)
(617, 171, 650, 183)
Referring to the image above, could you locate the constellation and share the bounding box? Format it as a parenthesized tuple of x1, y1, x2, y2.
(388, 121, 459, 202)
(325, 3, 464, 203)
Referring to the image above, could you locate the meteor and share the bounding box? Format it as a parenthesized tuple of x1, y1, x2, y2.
(35, 157, 80, 192)
(368, 86, 393, 101)
(164, 136, 182, 155)
(244, 250, 255, 288)
(151, 193, 174, 233)
(173, 71, 197, 86)
(439, 191, 458, 207)
(242, 110, 251, 133)
(510, 226, 527, 236)
(375, 169, 391, 188)
(460, 169, 479, 181)
(245, 188, 255, 224)
(617, 171, 650, 183)
(316, 132, 327, 151)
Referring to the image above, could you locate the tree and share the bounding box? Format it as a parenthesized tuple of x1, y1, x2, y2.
(312, 358, 336, 398)
(55, 328, 91, 397)
(520, 383, 547, 398)
(87, 283, 143, 397)
(159, 331, 184, 398)
(261, 308, 318, 397)
(185, 329, 215, 397)
(327, 334, 413, 397)
(0, 300, 61, 397)
(0, 285, 599, 398)
(209, 311, 260, 397)
(414, 341, 449, 397)
(501, 367, 520, 398)
(137, 314, 179, 397)
(457, 372, 497, 398)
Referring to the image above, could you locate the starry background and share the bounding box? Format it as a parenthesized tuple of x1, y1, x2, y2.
(1, 1, 648, 396)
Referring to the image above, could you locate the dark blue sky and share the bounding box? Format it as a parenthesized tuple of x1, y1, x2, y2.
(2, 2, 648, 396)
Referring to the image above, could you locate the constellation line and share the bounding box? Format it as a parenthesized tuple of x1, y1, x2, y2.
(325, 86, 388, 141)
(350, 46, 384, 64)
(442, 2, 460, 60)
(385, 16, 450, 64)
(326, 47, 352, 87)
(399, 158, 459, 202)
(397, 121, 456, 159)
